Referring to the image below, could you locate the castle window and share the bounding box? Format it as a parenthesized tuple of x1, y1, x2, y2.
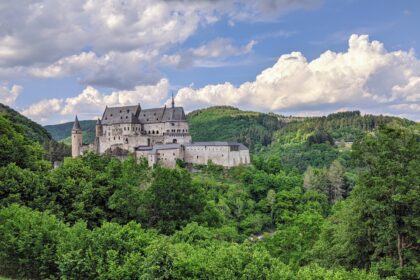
(126, 116, 128, 119)
(148, 131, 150, 134)
(196, 155, 199, 159)
(127, 110, 130, 113)
(124, 127, 126, 131)
(120, 110, 122, 113)
(156, 130, 159, 134)
(144, 114, 146, 116)
(114, 137, 115, 140)
(152, 131, 155, 134)
(125, 138, 128, 144)
(167, 129, 169, 132)
(110, 114, 113, 117)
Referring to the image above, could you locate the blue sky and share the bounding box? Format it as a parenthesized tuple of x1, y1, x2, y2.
(0, 0, 419, 124)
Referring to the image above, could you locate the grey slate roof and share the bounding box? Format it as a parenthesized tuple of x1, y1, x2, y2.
(101, 104, 187, 125)
(101, 105, 141, 125)
(72, 116, 81, 130)
(138, 106, 186, 123)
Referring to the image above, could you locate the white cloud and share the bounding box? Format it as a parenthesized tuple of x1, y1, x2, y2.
(0, 84, 23, 106)
(161, 38, 257, 68)
(22, 79, 169, 124)
(175, 35, 420, 120)
(31, 50, 161, 89)
(0, 0, 316, 89)
(21, 99, 63, 124)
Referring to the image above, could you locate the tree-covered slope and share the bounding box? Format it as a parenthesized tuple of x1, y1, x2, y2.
(45, 120, 96, 144)
(0, 103, 52, 144)
(187, 106, 282, 150)
(256, 110, 416, 173)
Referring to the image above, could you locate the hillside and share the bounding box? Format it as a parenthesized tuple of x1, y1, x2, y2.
(256, 110, 416, 172)
(0, 103, 52, 144)
(45, 120, 96, 144)
(187, 106, 283, 150)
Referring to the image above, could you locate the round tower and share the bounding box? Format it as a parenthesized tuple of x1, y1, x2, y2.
(71, 115, 83, 158)
(95, 118, 103, 137)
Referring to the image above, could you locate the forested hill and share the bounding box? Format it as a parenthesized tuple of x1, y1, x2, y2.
(0, 102, 70, 164)
(187, 106, 283, 149)
(0, 102, 52, 143)
(45, 120, 96, 145)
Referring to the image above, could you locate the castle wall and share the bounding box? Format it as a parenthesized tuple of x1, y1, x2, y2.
(184, 144, 250, 167)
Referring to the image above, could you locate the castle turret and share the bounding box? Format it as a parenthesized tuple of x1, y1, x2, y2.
(71, 115, 83, 158)
(95, 118, 103, 137)
(94, 118, 102, 153)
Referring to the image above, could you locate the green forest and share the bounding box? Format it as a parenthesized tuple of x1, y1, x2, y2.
(1, 105, 419, 279)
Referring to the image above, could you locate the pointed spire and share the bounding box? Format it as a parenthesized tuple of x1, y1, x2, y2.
(171, 91, 175, 108)
(72, 115, 81, 130)
(96, 118, 101, 125)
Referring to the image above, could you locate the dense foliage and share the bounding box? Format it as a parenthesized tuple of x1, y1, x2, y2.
(0, 102, 70, 163)
(1, 106, 419, 279)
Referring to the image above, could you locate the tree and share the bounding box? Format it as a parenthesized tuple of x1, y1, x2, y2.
(0, 204, 65, 279)
(351, 124, 420, 278)
(144, 167, 205, 234)
(326, 160, 345, 203)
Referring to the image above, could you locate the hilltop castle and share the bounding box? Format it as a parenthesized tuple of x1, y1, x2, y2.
(72, 97, 250, 168)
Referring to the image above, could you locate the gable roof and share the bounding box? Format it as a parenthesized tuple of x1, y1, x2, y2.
(101, 105, 141, 125)
(138, 106, 186, 123)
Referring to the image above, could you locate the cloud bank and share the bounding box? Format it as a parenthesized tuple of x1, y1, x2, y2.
(175, 35, 420, 120)
(17, 35, 420, 123)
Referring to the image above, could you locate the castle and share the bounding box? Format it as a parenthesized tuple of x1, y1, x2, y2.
(72, 97, 250, 168)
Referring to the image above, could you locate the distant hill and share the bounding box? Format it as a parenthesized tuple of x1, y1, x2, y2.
(45, 120, 96, 145)
(0, 103, 52, 144)
(187, 106, 283, 150)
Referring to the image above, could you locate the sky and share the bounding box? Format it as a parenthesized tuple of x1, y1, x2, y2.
(0, 0, 419, 124)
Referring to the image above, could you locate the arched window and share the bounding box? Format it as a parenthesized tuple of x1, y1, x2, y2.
(173, 139, 177, 143)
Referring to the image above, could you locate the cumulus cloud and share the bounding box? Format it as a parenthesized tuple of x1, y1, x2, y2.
(175, 35, 420, 120)
(161, 38, 257, 68)
(22, 79, 169, 124)
(0, 84, 23, 106)
(31, 50, 161, 89)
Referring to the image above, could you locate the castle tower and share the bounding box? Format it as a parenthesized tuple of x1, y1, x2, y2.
(71, 115, 83, 158)
(95, 118, 102, 153)
(95, 118, 103, 137)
